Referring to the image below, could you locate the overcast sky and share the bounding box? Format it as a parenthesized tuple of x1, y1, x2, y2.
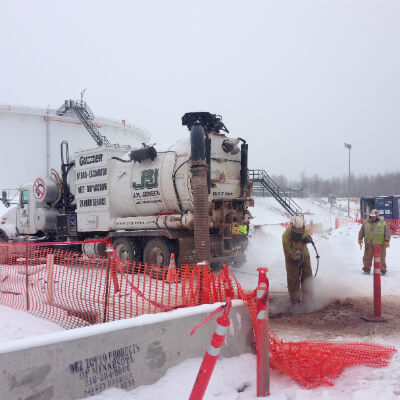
(1, 1, 399, 179)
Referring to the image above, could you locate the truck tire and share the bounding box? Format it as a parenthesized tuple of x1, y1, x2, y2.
(112, 238, 139, 273)
(143, 238, 177, 280)
(143, 238, 175, 267)
(0, 232, 8, 264)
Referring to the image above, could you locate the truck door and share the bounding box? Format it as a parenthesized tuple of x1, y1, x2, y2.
(17, 189, 30, 234)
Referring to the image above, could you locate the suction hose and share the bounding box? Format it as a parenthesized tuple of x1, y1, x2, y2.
(190, 124, 210, 265)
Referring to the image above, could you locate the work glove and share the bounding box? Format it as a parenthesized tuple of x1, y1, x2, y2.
(385, 241, 390, 248)
(358, 239, 362, 249)
(302, 235, 313, 244)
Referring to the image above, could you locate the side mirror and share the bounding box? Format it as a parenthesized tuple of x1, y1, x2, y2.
(1, 191, 10, 208)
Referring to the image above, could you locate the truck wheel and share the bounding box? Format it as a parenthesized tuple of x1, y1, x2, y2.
(0, 232, 8, 264)
(143, 238, 177, 280)
(143, 238, 175, 267)
(112, 238, 138, 273)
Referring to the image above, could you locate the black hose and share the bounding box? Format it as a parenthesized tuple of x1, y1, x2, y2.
(111, 157, 132, 163)
(311, 240, 321, 277)
(172, 158, 191, 213)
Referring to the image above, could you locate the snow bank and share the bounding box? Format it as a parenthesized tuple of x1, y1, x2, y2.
(0, 305, 63, 343)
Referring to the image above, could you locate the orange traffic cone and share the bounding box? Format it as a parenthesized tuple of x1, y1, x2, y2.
(166, 253, 177, 283)
(169, 252, 176, 268)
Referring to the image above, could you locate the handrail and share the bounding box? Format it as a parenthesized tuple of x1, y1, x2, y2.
(57, 100, 111, 147)
(249, 169, 302, 215)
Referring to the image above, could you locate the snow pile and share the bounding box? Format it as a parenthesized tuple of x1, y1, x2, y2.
(0, 305, 63, 343)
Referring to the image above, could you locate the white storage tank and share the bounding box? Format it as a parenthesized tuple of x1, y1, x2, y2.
(0, 103, 151, 188)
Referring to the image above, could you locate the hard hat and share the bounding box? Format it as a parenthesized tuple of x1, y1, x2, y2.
(370, 209, 379, 217)
(291, 216, 305, 233)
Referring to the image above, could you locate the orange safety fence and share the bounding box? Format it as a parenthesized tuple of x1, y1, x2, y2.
(258, 221, 315, 234)
(0, 241, 240, 329)
(0, 241, 396, 389)
(336, 217, 400, 235)
(233, 275, 397, 389)
(334, 216, 358, 229)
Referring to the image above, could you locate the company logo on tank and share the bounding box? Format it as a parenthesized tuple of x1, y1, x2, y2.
(131, 168, 162, 205)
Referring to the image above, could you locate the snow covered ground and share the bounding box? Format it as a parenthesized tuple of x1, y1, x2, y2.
(1, 197, 400, 399)
(0, 304, 63, 343)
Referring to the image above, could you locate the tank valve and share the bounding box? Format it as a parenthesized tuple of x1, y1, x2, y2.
(129, 144, 157, 162)
(222, 138, 240, 154)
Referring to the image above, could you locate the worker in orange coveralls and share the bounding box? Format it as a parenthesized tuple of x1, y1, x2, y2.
(358, 209, 391, 275)
(282, 216, 314, 305)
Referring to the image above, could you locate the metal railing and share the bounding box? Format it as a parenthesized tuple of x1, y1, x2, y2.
(57, 100, 111, 147)
(249, 169, 302, 216)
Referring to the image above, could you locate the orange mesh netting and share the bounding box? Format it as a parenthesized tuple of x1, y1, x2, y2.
(234, 276, 397, 389)
(0, 242, 239, 329)
(334, 216, 400, 235)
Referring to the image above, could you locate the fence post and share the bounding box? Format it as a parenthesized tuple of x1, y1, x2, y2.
(198, 262, 207, 304)
(373, 244, 382, 317)
(25, 237, 30, 311)
(46, 253, 55, 306)
(362, 244, 387, 322)
(256, 267, 270, 397)
(103, 245, 114, 323)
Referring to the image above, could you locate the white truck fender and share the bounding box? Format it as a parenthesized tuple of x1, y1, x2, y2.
(0, 224, 18, 241)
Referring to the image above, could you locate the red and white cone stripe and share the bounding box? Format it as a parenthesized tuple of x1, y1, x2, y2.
(189, 300, 232, 400)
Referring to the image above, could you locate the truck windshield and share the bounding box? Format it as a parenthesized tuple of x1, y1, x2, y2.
(21, 190, 29, 206)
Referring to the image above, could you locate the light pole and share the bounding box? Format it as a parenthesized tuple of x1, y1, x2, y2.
(344, 143, 352, 216)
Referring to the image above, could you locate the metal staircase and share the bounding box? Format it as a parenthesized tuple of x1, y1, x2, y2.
(56, 100, 110, 147)
(249, 169, 302, 216)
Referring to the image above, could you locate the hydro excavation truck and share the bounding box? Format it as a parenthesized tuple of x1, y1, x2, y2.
(0, 105, 252, 267)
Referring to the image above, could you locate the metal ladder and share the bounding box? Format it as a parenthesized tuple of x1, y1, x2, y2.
(249, 169, 302, 216)
(57, 100, 110, 147)
(215, 199, 233, 253)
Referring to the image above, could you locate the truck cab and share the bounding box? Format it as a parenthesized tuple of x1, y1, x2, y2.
(1, 187, 24, 240)
(1, 183, 59, 241)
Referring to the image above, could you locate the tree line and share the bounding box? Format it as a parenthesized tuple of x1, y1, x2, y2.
(270, 172, 400, 197)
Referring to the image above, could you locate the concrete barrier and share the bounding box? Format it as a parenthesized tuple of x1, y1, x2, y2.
(0, 301, 254, 400)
